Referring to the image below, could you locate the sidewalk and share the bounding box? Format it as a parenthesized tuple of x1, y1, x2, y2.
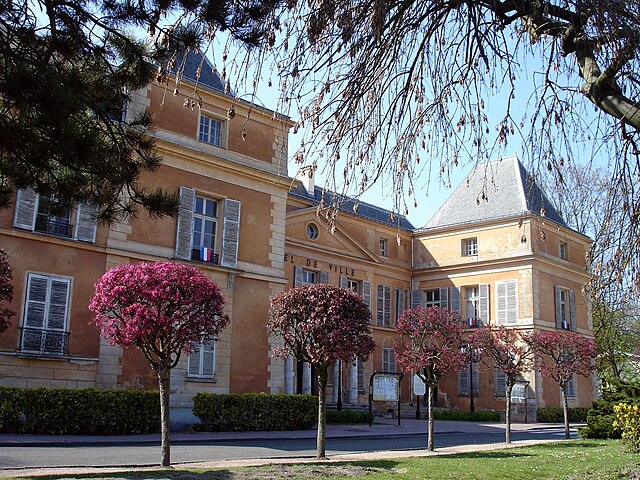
(0, 417, 570, 447)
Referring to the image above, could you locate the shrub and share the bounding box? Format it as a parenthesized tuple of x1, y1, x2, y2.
(581, 379, 640, 439)
(193, 393, 317, 431)
(432, 409, 501, 422)
(613, 403, 640, 452)
(536, 407, 590, 423)
(326, 409, 371, 424)
(0, 386, 160, 434)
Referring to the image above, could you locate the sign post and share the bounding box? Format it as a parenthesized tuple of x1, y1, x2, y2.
(368, 371, 404, 427)
(413, 374, 426, 419)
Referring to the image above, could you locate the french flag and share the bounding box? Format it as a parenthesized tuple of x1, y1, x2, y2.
(200, 247, 212, 262)
(467, 317, 475, 327)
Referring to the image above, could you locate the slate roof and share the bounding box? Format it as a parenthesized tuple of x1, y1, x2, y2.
(423, 156, 567, 230)
(289, 185, 415, 231)
(168, 49, 226, 93)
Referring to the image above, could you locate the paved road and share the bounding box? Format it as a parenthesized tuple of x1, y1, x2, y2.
(0, 427, 576, 469)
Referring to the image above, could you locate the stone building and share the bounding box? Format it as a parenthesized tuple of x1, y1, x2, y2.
(0, 52, 594, 421)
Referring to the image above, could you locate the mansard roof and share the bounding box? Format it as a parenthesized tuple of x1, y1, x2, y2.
(423, 156, 567, 230)
(289, 185, 415, 231)
(168, 49, 226, 93)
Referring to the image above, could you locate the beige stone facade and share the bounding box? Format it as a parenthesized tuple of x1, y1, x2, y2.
(0, 53, 595, 420)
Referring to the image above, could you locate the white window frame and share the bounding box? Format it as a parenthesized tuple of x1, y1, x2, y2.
(464, 286, 480, 326)
(559, 242, 568, 260)
(187, 340, 216, 379)
(463, 238, 478, 256)
(347, 279, 360, 293)
(198, 112, 225, 147)
(559, 288, 568, 329)
(565, 375, 576, 399)
(191, 195, 219, 262)
(21, 273, 71, 355)
(379, 238, 389, 257)
(301, 269, 317, 285)
(425, 289, 440, 308)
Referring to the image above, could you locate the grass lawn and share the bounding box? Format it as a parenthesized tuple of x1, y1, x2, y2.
(9, 440, 640, 480)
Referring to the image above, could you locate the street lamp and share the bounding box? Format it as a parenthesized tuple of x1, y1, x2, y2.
(460, 342, 481, 413)
(336, 359, 342, 411)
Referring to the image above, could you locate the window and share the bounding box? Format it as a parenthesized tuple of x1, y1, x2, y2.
(382, 347, 396, 372)
(357, 358, 365, 392)
(555, 286, 575, 330)
(198, 113, 224, 147)
(175, 187, 241, 269)
(347, 279, 359, 293)
(188, 340, 216, 378)
(13, 189, 97, 242)
(301, 269, 317, 285)
(458, 364, 479, 396)
(425, 289, 440, 308)
(379, 238, 389, 257)
(511, 382, 527, 403)
(377, 285, 391, 327)
(306, 223, 319, 240)
(495, 370, 506, 397)
(21, 273, 71, 355)
(191, 195, 219, 264)
(496, 280, 518, 325)
(464, 286, 479, 327)
(463, 238, 478, 256)
(559, 242, 568, 260)
(565, 375, 576, 399)
(395, 288, 407, 323)
(495, 371, 528, 401)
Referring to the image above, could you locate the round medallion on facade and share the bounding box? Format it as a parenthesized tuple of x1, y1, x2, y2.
(306, 223, 319, 240)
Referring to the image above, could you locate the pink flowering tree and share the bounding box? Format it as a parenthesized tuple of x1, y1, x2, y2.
(470, 326, 534, 444)
(394, 306, 465, 451)
(89, 261, 229, 467)
(529, 331, 597, 439)
(268, 284, 375, 459)
(0, 250, 14, 334)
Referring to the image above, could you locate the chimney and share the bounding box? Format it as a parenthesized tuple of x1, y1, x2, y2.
(296, 165, 316, 195)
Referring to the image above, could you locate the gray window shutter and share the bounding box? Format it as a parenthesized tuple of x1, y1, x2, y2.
(496, 282, 506, 325)
(450, 286, 461, 312)
(339, 275, 348, 288)
(377, 285, 384, 326)
(357, 358, 364, 391)
(411, 290, 422, 309)
(188, 344, 201, 376)
(319, 271, 329, 284)
(458, 368, 470, 396)
(47, 279, 70, 330)
(362, 281, 371, 308)
(220, 198, 241, 268)
(439, 287, 449, 309)
(569, 289, 576, 331)
(396, 288, 406, 322)
(294, 265, 303, 287)
(74, 202, 98, 243)
(384, 286, 391, 326)
(202, 342, 215, 377)
(495, 369, 506, 397)
(555, 285, 562, 329)
(25, 275, 48, 329)
(506, 281, 517, 324)
(175, 186, 195, 259)
(478, 283, 489, 326)
(14, 188, 37, 230)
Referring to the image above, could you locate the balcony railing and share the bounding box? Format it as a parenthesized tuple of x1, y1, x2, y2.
(191, 248, 219, 265)
(20, 327, 69, 356)
(34, 215, 73, 239)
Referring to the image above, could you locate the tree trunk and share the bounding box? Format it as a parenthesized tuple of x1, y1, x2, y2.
(427, 383, 435, 451)
(505, 382, 513, 444)
(316, 367, 328, 459)
(561, 384, 570, 439)
(158, 366, 171, 467)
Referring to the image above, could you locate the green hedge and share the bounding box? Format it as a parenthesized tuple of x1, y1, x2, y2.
(193, 393, 317, 431)
(0, 386, 160, 435)
(580, 380, 640, 439)
(536, 407, 590, 423)
(326, 409, 371, 424)
(433, 409, 501, 422)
